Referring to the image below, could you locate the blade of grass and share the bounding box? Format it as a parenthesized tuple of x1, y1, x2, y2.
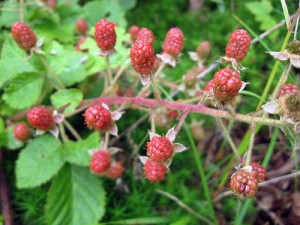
(280, 0, 291, 30)
(99, 216, 170, 224)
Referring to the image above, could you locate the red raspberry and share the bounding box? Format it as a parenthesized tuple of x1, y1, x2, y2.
(162, 27, 184, 58)
(102, 161, 124, 179)
(249, 162, 266, 182)
(11, 22, 37, 51)
(76, 19, 88, 35)
(27, 106, 54, 131)
(48, 0, 56, 9)
(129, 25, 140, 41)
(13, 122, 30, 141)
(90, 150, 111, 173)
(94, 19, 116, 51)
(137, 27, 155, 45)
(230, 170, 258, 199)
(213, 68, 242, 101)
(204, 79, 215, 92)
(144, 158, 166, 182)
(130, 40, 155, 75)
(225, 29, 251, 61)
(147, 136, 173, 161)
(197, 41, 211, 60)
(276, 83, 299, 99)
(166, 109, 178, 119)
(84, 105, 113, 131)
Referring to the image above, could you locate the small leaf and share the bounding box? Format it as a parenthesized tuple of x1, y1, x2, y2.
(51, 89, 83, 113)
(61, 132, 100, 166)
(16, 134, 63, 188)
(3, 73, 44, 109)
(45, 164, 106, 225)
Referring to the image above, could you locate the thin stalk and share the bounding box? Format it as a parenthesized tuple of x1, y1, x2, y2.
(156, 190, 214, 225)
(216, 118, 242, 163)
(105, 56, 112, 86)
(245, 124, 256, 166)
(149, 108, 155, 133)
(183, 123, 218, 224)
(58, 123, 68, 144)
(63, 120, 81, 140)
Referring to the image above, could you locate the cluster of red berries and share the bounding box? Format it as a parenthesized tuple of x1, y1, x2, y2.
(94, 19, 117, 55)
(13, 106, 56, 142)
(230, 162, 266, 199)
(11, 22, 37, 51)
(90, 149, 124, 179)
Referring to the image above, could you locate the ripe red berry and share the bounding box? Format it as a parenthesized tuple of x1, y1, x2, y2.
(163, 27, 184, 58)
(249, 162, 266, 182)
(213, 68, 242, 101)
(147, 136, 173, 161)
(27, 106, 54, 131)
(84, 105, 113, 131)
(196, 41, 211, 60)
(129, 25, 140, 41)
(90, 150, 111, 173)
(276, 83, 299, 99)
(102, 161, 124, 179)
(204, 79, 215, 92)
(230, 170, 258, 199)
(76, 19, 88, 35)
(225, 29, 251, 61)
(11, 22, 37, 51)
(13, 122, 30, 141)
(137, 27, 155, 45)
(94, 19, 116, 51)
(130, 39, 155, 75)
(144, 158, 166, 182)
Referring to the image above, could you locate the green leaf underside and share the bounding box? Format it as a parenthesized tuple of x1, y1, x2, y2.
(46, 164, 106, 225)
(16, 134, 63, 188)
(61, 132, 100, 166)
(3, 72, 44, 109)
(0, 40, 36, 88)
(51, 89, 83, 113)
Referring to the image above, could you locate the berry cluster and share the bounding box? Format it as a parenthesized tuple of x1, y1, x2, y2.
(230, 162, 266, 199)
(11, 22, 37, 51)
(94, 19, 117, 55)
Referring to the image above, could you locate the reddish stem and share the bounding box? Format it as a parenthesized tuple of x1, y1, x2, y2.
(0, 149, 14, 225)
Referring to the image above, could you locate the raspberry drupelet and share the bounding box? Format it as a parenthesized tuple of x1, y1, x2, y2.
(13, 122, 31, 141)
(90, 150, 111, 174)
(130, 39, 155, 85)
(11, 22, 37, 51)
(27, 106, 55, 131)
(276, 83, 299, 99)
(94, 19, 116, 55)
(144, 158, 167, 182)
(213, 68, 242, 102)
(225, 29, 251, 61)
(230, 170, 258, 199)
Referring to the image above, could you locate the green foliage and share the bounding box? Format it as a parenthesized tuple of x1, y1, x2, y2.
(0, 40, 36, 88)
(51, 89, 83, 113)
(16, 134, 63, 188)
(246, 0, 278, 41)
(45, 164, 106, 225)
(3, 72, 44, 109)
(61, 132, 100, 166)
(0, 1, 22, 28)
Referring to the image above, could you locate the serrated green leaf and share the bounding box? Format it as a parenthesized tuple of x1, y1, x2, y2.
(51, 89, 83, 113)
(28, 6, 60, 24)
(46, 41, 67, 75)
(58, 50, 91, 86)
(61, 132, 100, 166)
(46, 164, 106, 225)
(16, 134, 63, 188)
(83, 0, 127, 27)
(3, 73, 44, 109)
(0, 40, 36, 88)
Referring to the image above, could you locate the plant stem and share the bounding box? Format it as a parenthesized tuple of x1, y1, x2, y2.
(216, 118, 242, 162)
(156, 189, 214, 225)
(58, 123, 68, 144)
(88, 96, 291, 127)
(63, 120, 81, 140)
(245, 123, 256, 166)
(105, 56, 112, 87)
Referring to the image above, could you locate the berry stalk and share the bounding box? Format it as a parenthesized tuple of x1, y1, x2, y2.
(88, 96, 290, 127)
(244, 123, 256, 166)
